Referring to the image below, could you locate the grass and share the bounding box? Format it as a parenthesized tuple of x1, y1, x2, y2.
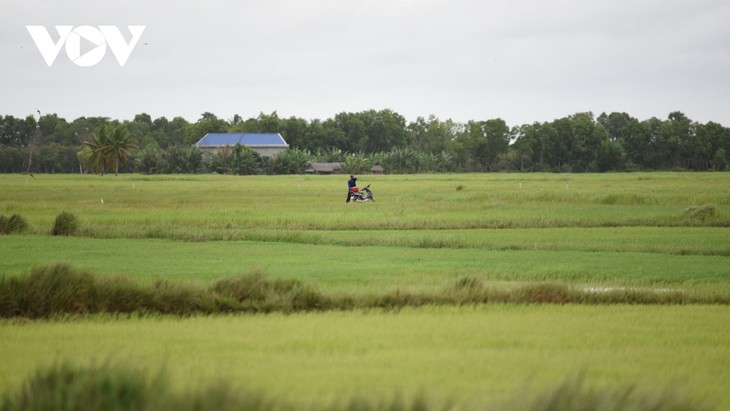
(1, 173, 729, 236)
(1, 235, 729, 297)
(5, 263, 724, 319)
(1, 306, 727, 409)
(0, 364, 712, 411)
(51, 211, 78, 236)
(0, 214, 28, 234)
(1, 172, 728, 409)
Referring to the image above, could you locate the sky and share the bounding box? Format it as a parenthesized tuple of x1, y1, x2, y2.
(3, 0, 730, 127)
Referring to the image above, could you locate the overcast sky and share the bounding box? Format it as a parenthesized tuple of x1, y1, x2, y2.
(3, 0, 729, 127)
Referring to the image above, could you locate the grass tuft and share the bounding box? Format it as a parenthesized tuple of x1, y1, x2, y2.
(683, 203, 718, 222)
(0, 263, 725, 319)
(499, 373, 712, 411)
(17, 263, 98, 317)
(444, 276, 489, 304)
(52, 212, 79, 236)
(513, 283, 573, 304)
(0, 214, 29, 234)
(7, 362, 154, 411)
(209, 269, 332, 313)
(0, 364, 711, 411)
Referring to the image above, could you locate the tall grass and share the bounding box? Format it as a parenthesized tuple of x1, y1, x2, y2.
(683, 203, 718, 222)
(0, 214, 28, 234)
(496, 373, 712, 411)
(0, 363, 710, 411)
(51, 212, 78, 236)
(1, 263, 727, 319)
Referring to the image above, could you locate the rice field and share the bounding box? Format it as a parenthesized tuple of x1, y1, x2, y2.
(1, 172, 729, 410)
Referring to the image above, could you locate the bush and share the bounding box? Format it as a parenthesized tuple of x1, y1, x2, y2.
(52, 211, 79, 235)
(0, 214, 29, 234)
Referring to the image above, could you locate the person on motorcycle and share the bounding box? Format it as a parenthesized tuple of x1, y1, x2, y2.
(346, 175, 358, 203)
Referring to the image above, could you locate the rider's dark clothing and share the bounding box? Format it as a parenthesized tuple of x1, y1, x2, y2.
(346, 176, 358, 202)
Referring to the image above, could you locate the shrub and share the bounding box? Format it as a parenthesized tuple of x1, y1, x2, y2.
(0, 214, 29, 234)
(52, 211, 79, 236)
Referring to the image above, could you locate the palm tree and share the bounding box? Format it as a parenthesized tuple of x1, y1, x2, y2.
(107, 125, 138, 175)
(84, 125, 138, 175)
(85, 125, 111, 175)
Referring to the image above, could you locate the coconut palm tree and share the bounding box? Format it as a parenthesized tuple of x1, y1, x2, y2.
(85, 125, 111, 175)
(85, 125, 138, 175)
(107, 125, 138, 175)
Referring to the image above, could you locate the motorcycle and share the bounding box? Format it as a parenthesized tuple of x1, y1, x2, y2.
(350, 184, 375, 202)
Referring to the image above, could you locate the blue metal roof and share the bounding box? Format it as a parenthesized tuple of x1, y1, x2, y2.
(195, 133, 288, 147)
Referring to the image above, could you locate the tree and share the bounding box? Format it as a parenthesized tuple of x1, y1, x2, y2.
(85, 125, 111, 174)
(510, 124, 536, 171)
(229, 144, 261, 175)
(408, 115, 456, 154)
(38, 114, 77, 146)
(160, 117, 189, 148)
(665, 111, 691, 169)
(279, 116, 308, 149)
(463, 119, 510, 171)
(84, 125, 138, 175)
(593, 126, 625, 171)
(136, 146, 164, 174)
(270, 148, 311, 174)
(711, 148, 727, 171)
(569, 112, 598, 171)
(183, 113, 229, 145)
(0, 145, 24, 173)
(0, 115, 36, 146)
(205, 146, 233, 174)
(107, 125, 138, 175)
(365, 109, 408, 153)
(301, 119, 346, 152)
(342, 152, 370, 174)
(334, 112, 367, 153)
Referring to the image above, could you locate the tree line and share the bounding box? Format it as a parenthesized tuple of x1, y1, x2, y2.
(1, 109, 728, 174)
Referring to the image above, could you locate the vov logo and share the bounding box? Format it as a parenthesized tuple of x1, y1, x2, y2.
(26, 25, 146, 67)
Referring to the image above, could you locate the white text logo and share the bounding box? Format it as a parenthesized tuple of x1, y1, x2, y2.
(26, 25, 146, 67)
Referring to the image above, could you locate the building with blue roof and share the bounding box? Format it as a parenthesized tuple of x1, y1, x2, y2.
(195, 133, 289, 157)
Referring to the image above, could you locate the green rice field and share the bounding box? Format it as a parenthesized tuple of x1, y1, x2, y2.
(1, 172, 729, 410)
